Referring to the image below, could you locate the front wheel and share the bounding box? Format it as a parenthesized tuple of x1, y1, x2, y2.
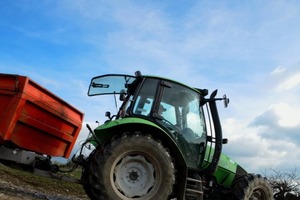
(231, 174, 273, 200)
(88, 133, 175, 200)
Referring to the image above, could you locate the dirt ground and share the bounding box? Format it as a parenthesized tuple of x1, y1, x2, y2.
(0, 163, 89, 200)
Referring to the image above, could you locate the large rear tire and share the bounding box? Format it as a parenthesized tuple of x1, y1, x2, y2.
(231, 174, 273, 200)
(88, 133, 175, 200)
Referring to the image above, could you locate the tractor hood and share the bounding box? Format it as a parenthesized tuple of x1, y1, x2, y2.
(203, 146, 238, 187)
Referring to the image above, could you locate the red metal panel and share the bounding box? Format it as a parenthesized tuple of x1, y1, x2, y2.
(0, 73, 84, 158)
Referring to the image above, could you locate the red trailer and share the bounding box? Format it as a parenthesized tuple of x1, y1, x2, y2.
(0, 73, 84, 159)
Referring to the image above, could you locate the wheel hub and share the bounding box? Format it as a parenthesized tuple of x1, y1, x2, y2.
(114, 155, 155, 198)
(129, 170, 139, 181)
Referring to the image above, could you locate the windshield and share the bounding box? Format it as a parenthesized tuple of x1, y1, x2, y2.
(88, 74, 136, 96)
(160, 83, 206, 143)
(131, 78, 206, 143)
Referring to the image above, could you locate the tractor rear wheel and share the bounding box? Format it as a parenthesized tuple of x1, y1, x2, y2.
(88, 133, 175, 200)
(231, 174, 273, 200)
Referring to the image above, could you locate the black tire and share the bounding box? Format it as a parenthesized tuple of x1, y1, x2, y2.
(88, 133, 175, 200)
(81, 150, 98, 200)
(231, 174, 273, 200)
(81, 166, 96, 199)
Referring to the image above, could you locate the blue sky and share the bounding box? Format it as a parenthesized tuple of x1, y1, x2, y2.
(1, 0, 300, 173)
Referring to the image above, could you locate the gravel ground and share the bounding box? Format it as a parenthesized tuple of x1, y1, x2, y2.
(0, 180, 86, 200)
(0, 163, 89, 200)
(0, 180, 54, 200)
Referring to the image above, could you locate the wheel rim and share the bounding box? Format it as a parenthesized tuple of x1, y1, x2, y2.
(250, 187, 269, 200)
(113, 154, 156, 198)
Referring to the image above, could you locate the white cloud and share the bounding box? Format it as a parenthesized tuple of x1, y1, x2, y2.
(222, 120, 285, 172)
(278, 73, 300, 91)
(271, 66, 286, 75)
(222, 80, 300, 172)
(223, 112, 300, 173)
(271, 103, 300, 127)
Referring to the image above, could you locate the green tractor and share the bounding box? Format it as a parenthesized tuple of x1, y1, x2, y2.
(77, 71, 273, 200)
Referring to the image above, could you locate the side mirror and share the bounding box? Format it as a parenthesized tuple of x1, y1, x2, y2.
(223, 95, 230, 108)
(119, 89, 126, 101)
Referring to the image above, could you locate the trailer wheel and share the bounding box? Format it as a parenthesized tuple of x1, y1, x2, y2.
(88, 133, 175, 200)
(231, 174, 273, 200)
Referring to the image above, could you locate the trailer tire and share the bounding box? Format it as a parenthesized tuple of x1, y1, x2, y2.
(231, 174, 273, 200)
(88, 133, 175, 200)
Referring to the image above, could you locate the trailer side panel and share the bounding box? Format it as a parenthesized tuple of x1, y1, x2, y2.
(0, 73, 84, 158)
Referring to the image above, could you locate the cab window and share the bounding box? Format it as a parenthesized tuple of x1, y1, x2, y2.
(132, 79, 159, 116)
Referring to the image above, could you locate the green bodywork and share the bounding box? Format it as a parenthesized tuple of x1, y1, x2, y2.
(92, 117, 237, 188)
(216, 154, 237, 187)
(93, 117, 165, 143)
(205, 148, 237, 187)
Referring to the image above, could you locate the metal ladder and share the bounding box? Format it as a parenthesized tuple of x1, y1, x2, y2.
(185, 177, 204, 200)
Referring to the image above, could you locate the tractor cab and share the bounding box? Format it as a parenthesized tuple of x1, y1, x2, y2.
(88, 72, 214, 169)
(126, 76, 207, 145)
